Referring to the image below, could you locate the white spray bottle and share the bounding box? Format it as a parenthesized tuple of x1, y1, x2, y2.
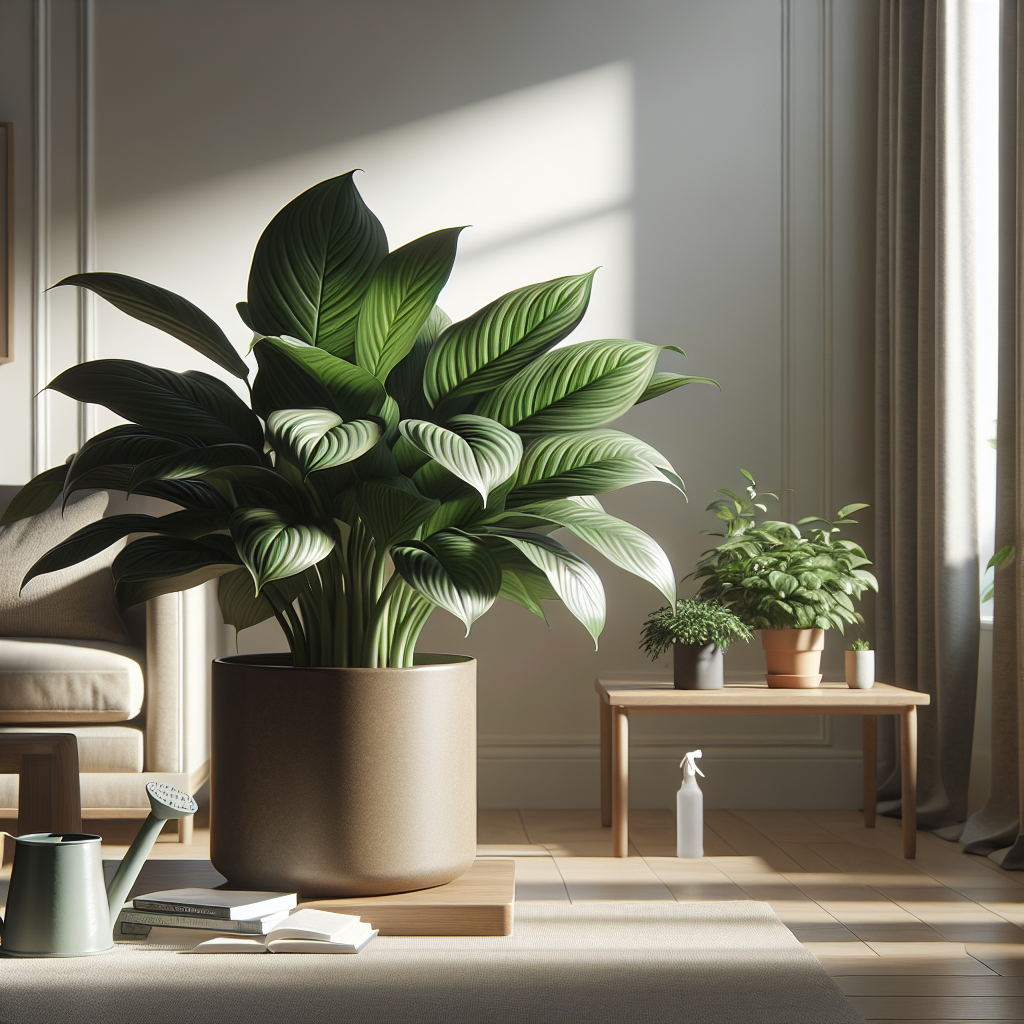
(676, 749, 705, 858)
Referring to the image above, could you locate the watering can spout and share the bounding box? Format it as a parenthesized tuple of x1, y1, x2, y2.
(106, 783, 198, 928)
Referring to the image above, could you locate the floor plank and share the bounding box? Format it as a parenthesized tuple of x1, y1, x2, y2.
(477, 809, 530, 845)
(836, 976, 1024, 995)
(845, 993, 1024, 1019)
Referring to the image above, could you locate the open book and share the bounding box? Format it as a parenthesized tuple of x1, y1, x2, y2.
(187, 908, 377, 954)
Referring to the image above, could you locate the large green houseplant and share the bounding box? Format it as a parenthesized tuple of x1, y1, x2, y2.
(691, 472, 876, 688)
(3, 172, 713, 894)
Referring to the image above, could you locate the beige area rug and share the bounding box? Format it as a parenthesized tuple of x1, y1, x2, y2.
(0, 902, 861, 1024)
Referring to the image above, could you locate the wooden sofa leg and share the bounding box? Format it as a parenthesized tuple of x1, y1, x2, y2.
(178, 813, 193, 844)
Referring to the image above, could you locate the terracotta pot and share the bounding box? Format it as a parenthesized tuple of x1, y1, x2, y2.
(210, 653, 476, 898)
(673, 642, 724, 689)
(760, 628, 824, 688)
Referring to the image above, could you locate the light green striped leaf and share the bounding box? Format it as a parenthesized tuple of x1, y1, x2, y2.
(509, 429, 684, 505)
(510, 499, 675, 603)
(423, 272, 594, 407)
(476, 340, 669, 431)
(636, 371, 719, 403)
(391, 530, 502, 632)
(267, 408, 380, 476)
(229, 508, 335, 594)
(479, 528, 605, 646)
(355, 228, 462, 383)
(399, 414, 522, 507)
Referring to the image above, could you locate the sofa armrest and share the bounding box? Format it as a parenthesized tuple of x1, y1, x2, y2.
(144, 582, 228, 773)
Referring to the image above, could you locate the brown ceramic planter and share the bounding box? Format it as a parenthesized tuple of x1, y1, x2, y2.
(760, 628, 824, 688)
(210, 653, 476, 898)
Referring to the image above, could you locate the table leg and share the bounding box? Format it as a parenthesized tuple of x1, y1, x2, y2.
(611, 705, 629, 857)
(900, 706, 917, 858)
(862, 715, 877, 828)
(600, 698, 612, 827)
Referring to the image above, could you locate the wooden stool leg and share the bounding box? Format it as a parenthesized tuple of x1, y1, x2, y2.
(611, 705, 629, 858)
(17, 754, 53, 836)
(178, 813, 193, 844)
(862, 715, 877, 828)
(901, 706, 918, 858)
(600, 699, 612, 827)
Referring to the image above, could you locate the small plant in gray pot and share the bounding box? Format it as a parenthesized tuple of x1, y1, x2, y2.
(640, 599, 752, 689)
(845, 639, 874, 689)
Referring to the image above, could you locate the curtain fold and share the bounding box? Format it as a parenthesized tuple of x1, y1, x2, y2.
(960, 0, 1024, 870)
(875, 0, 980, 832)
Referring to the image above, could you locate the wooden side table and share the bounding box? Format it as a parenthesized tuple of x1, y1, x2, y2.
(596, 679, 930, 859)
(0, 733, 82, 861)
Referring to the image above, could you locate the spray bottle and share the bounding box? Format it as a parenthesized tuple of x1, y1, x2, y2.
(676, 749, 705, 858)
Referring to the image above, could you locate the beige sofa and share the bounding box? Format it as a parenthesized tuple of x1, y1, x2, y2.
(0, 487, 220, 842)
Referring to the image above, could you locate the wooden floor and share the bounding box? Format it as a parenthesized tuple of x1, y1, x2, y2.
(3, 807, 1022, 1023)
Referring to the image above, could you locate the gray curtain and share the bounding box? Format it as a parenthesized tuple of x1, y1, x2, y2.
(874, 0, 980, 832)
(960, 0, 1024, 870)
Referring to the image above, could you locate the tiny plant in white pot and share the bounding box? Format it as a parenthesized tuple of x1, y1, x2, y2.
(846, 638, 874, 689)
(640, 598, 752, 689)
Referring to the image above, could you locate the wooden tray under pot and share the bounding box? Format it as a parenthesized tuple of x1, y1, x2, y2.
(300, 858, 515, 936)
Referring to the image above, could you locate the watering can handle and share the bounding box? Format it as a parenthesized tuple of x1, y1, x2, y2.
(0, 831, 13, 943)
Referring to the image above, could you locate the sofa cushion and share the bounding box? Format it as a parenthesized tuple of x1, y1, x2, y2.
(0, 490, 131, 644)
(0, 724, 144, 772)
(0, 638, 145, 723)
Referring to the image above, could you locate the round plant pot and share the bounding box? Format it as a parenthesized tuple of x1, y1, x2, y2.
(845, 650, 875, 689)
(210, 653, 476, 898)
(760, 629, 824, 688)
(673, 643, 724, 689)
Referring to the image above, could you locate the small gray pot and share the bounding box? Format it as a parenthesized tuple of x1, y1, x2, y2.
(673, 643, 724, 689)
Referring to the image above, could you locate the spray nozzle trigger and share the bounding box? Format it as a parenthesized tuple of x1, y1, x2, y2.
(680, 749, 705, 777)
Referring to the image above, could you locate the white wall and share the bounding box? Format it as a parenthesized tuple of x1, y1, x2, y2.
(0, 0, 880, 808)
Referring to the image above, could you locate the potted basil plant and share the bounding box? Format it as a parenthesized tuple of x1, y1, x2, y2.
(640, 598, 752, 689)
(691, 472, 877, 689)
(2, 171, 715, 897)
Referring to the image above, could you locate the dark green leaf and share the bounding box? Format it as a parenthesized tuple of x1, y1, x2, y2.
(246, 171, 388, 359)
(112, 533, 241, 610)
(56, 272, 249, 379)
(23, 510, 230, 588)
(48, 360, 263, 449)
(252, 337, 386, 421)
(130, 444, 263, 494)
(0, 465, 67, 525)
(355, 228, 463, 383)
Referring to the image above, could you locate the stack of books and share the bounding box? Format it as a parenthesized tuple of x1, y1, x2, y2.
(117, 888, 298, 940)
(117, 891, 377, 954)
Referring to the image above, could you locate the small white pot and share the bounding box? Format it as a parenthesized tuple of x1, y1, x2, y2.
(845, 650, 875, 689)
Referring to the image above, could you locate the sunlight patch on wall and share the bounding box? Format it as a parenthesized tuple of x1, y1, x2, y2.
(95, 61, 634, 420)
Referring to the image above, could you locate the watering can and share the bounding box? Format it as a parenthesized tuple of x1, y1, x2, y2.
(0, 782, 197, 957)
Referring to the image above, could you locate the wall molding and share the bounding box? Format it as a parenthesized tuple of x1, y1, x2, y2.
(31, 0, 96, 475)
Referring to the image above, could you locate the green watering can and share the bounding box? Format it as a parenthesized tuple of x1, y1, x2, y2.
(0, 782, 197, 957)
